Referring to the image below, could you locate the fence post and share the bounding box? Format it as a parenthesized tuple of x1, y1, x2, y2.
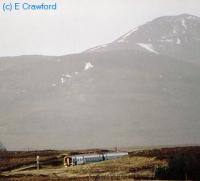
(36, 155, 40, 170)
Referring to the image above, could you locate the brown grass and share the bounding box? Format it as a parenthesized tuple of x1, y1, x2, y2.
(1, 156, 165, 180)
(3, 146, 199, 180)
(0, 150, 64, 172)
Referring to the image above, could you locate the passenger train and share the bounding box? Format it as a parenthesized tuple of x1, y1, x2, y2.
(64, 152, 128, 167)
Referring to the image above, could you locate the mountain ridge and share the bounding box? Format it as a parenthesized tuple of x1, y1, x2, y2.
(85, 14, 200, 63)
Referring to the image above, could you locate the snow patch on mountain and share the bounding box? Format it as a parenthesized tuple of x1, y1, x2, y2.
(64, 74, 72, 78)
(60, 73, 72, 85)
(84, 62, 94, 71)
(176, 38, 181, 45)
(181, 19, 187, 29)
(186, 15, 198, 20)
(159, 38, 173, 43)
(137, 43, 159, 54)
(100, 44, 109, 48)
(61, 77, 66, 84)
(117, 27, 138, 43)
(173, 28, 177, 34)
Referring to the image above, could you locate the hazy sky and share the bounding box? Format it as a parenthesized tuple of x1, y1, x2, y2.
(0, 0, 200, 57)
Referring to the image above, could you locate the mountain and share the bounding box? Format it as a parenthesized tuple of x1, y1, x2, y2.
(86, 14, 200, 63)
(1, 14, 200, 150)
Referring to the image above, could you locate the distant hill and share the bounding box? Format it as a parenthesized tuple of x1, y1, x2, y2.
(0, 14, 200, 150)
(0, 141, 6, 151)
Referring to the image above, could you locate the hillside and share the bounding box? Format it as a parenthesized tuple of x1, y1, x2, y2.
(0, 14, 200, 150)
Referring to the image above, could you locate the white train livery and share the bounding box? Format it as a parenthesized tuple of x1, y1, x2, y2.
(64, 152, 128, 167)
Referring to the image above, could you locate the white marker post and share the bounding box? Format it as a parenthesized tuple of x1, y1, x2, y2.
(36, 155, 40, 170)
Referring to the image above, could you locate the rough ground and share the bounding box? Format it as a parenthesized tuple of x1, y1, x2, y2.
(1, 155, 165, 180)
(2, 146, 200, 180)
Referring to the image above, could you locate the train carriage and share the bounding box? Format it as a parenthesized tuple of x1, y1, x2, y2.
(64, 152, 128, 167)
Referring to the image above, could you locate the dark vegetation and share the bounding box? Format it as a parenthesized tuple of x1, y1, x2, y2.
(130, 146, 200, 180)
(129, 146, 200, 159)
(155, 154, 200, 180)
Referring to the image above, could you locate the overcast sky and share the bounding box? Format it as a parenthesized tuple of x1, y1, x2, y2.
(0, 0, 200, 57)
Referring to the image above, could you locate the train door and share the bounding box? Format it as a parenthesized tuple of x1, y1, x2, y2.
(68, 157, 72, 166)
(64, 157, 72, 167)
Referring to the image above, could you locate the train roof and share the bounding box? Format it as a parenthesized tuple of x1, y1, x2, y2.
(67, 152, 128, 158)
(104, 152, 128, 156)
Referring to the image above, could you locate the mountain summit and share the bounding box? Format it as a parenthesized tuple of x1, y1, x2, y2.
(86, 14, 200, 62)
